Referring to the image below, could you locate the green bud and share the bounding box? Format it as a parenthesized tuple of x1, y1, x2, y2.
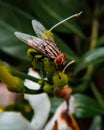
(38, 79, 43, 85)
(44, 59, 56, 79)
(43, 83, 52, 94)
(7, 77, 24, 93)
(53, 72, 68, 89)
(0, 65, 24, 93)
(27, 48, 44, 69)
(31, 55, 44, 69)
(27, 48, 37, 59)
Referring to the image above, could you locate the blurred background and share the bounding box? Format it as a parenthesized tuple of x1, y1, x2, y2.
(0, 0, 104, 130)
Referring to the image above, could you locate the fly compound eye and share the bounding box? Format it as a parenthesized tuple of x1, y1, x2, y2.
(55, 57, 63, 65)
(55, 53, 66, 65)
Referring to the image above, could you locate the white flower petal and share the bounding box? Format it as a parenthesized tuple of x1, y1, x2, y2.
(24, 68, 41, 90)
(44, 96, 77, 130)
(69, 96, 77, 114)
(25, 93, 51, 130)
(0, 112, 34, 130)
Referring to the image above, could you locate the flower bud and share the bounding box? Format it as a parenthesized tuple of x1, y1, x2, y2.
(27, 48, 37, 59)
(53, 72, 68, 89)
(44, 59, 56, 79)
(0, 64, 24, 92)
(43, 83, 52, 94)
(38, 79, 43, 85)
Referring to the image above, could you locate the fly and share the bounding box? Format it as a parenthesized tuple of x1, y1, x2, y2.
(14, 11, 82, 65)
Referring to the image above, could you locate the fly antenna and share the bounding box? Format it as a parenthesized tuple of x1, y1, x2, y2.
(50, 11, 82, 31)
(63, 60, 75, 73)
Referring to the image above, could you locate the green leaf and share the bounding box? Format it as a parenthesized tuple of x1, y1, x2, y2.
(0, 20, 29, 60)
(90, 116, 103, 130)
(50, 97, 63, 115)
(0, 1, 34, 61)
(72, 81, 89, 93)
(28, 0, 85, 38)
(55, 35, 79, 60)
(74, 94, 104, 118)
(98, 35, 104, 45)
(0, 112, 34, 130)
(75, 48, 104, 74)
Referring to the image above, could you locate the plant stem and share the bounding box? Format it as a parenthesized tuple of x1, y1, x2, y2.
(90, 1, 99, 44)
(85, 1, 99, 77)
(9, 68, 45, 94)
(9, 68, 39, 83)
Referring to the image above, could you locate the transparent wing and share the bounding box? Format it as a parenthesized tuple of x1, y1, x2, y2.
(14, 32, 36, 43)
(14, 32, 45, 49)
(14, 32, 61, 60)
(32, 20, 46, 38)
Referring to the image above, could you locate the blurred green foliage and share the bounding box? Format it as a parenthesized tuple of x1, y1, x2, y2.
(0, 0, 104, 129)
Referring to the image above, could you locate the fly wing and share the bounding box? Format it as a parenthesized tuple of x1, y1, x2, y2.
(32, 20, 46, 38)
(14, 32, 46, 52)
(14, 32, 36, 44)
(14, 32, 61, 60)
